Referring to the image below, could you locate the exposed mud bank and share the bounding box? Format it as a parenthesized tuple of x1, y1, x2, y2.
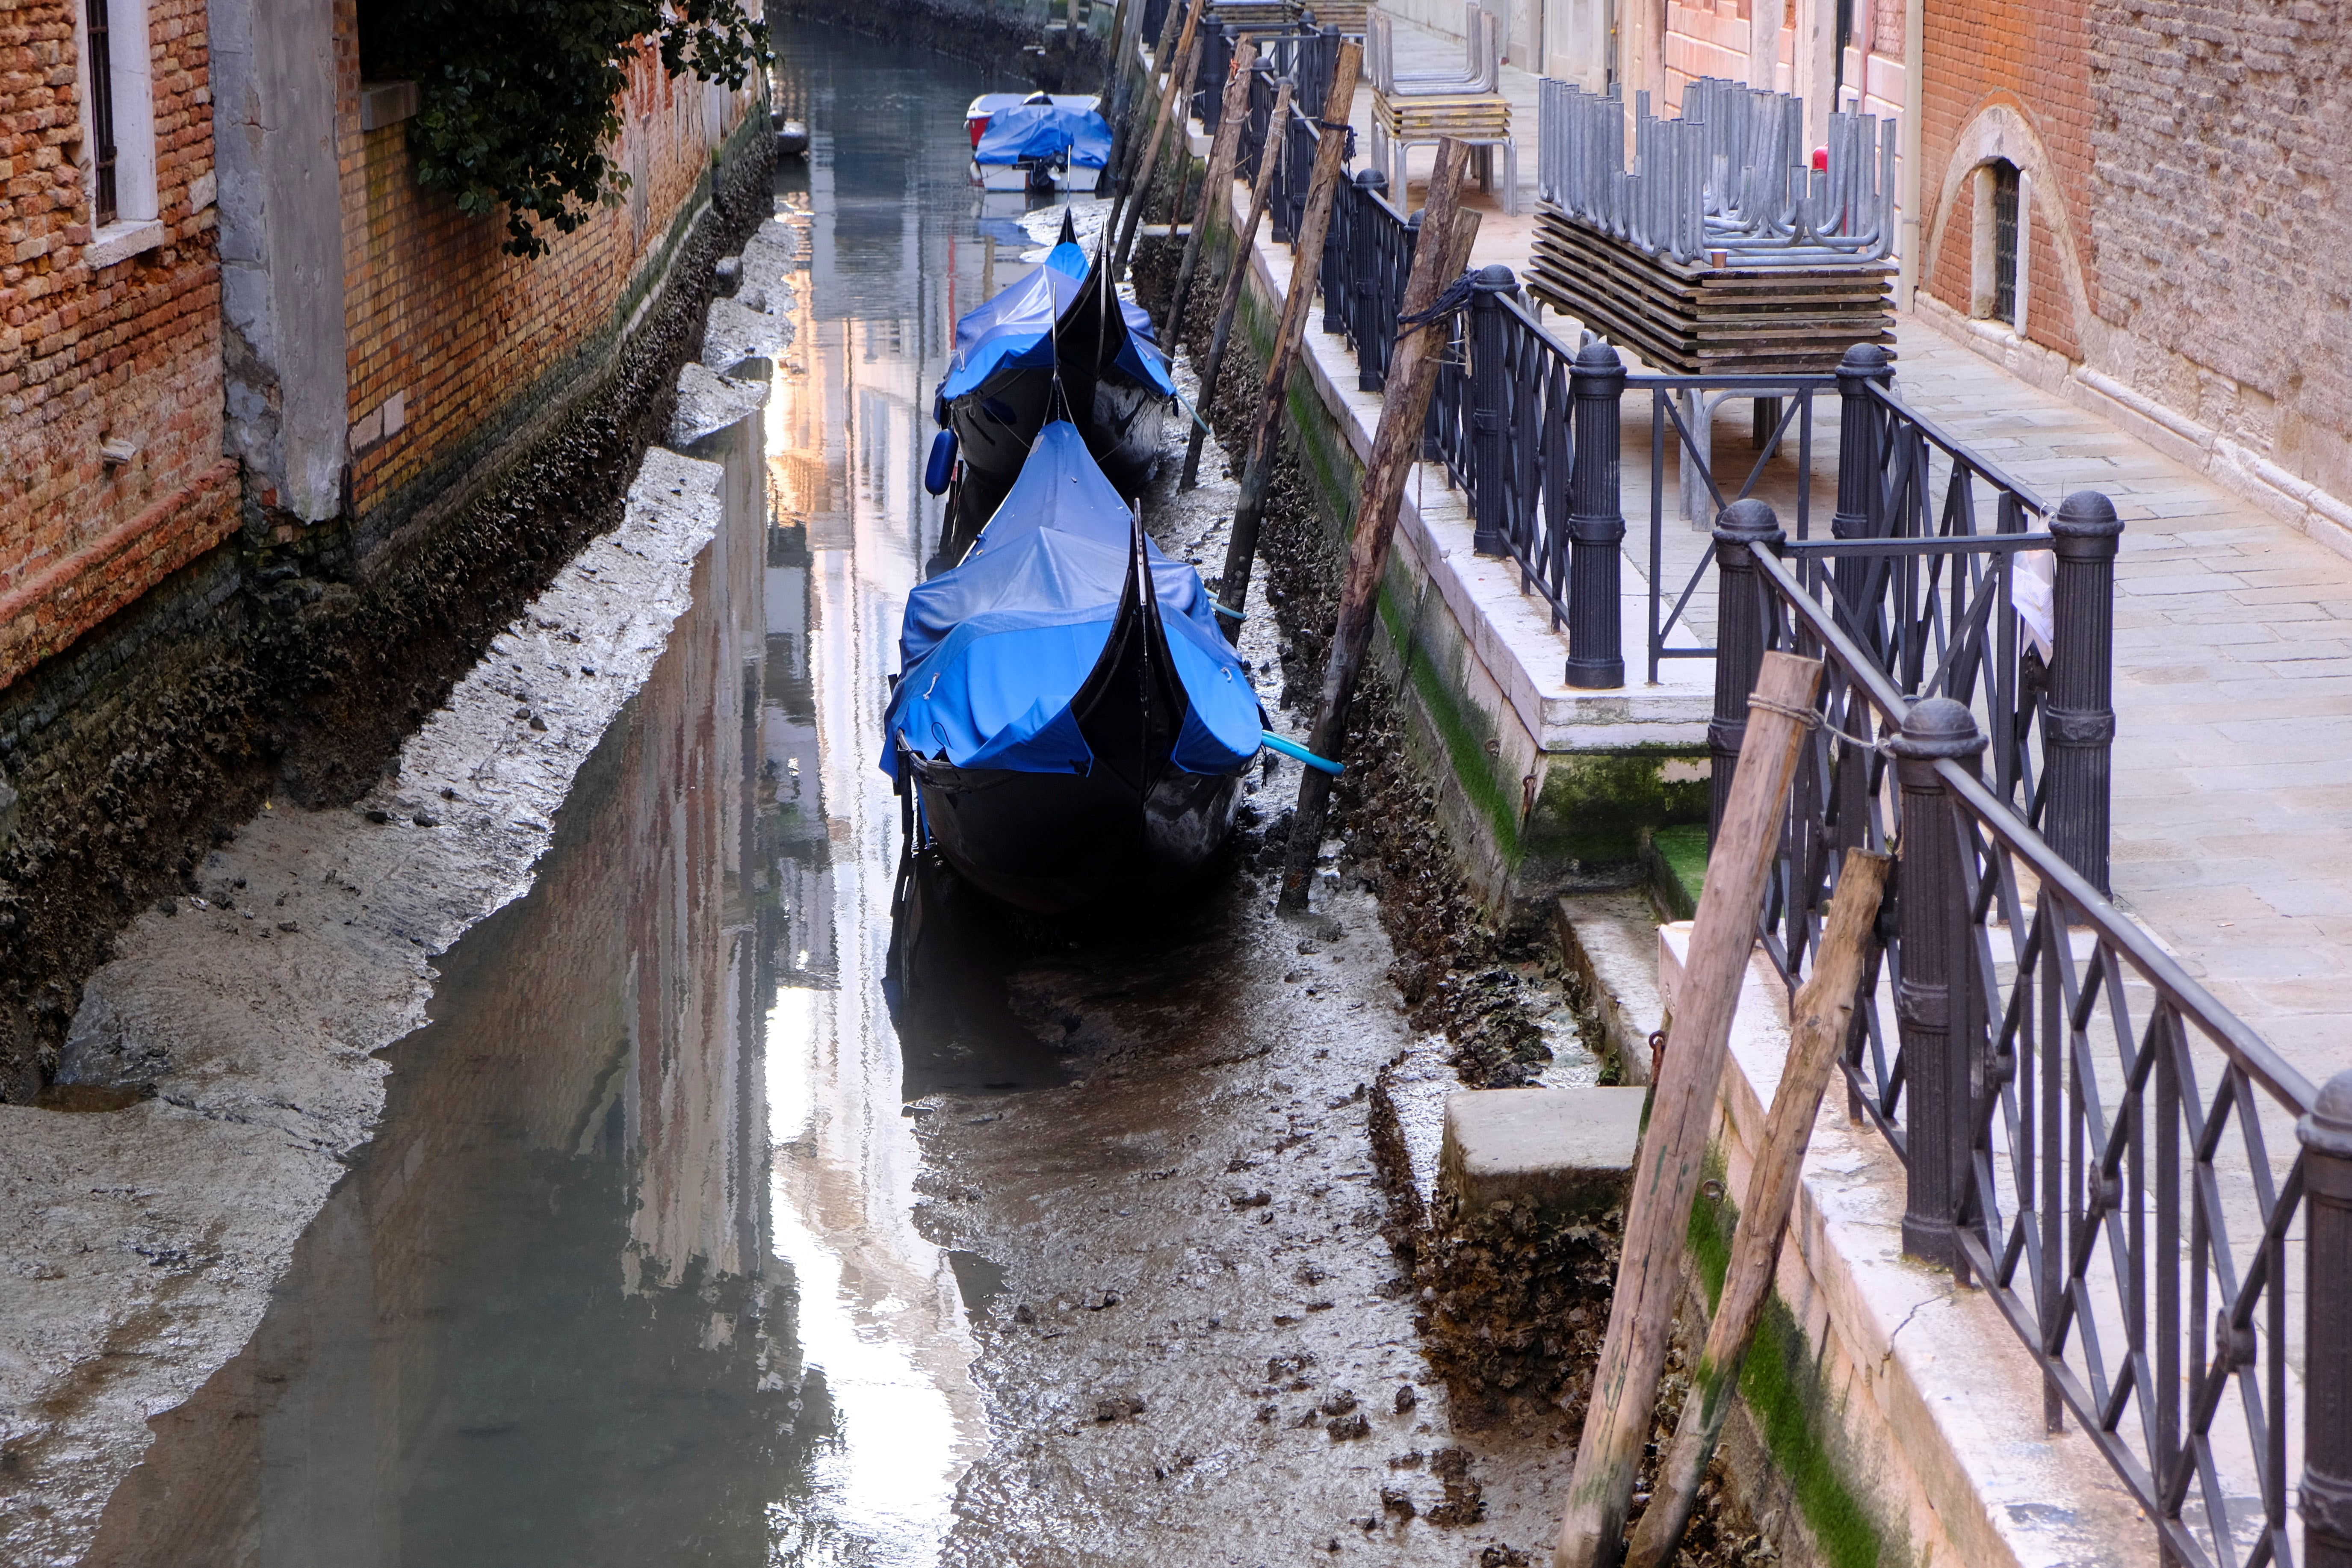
(1137, 240, 1780, 1568)
(0, 138, 776, 1103)
(0, 235, 788, 1560)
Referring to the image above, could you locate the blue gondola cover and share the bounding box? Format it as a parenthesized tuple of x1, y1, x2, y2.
(936, 240, 1090, 408)
(973, 102, 1113, 170)
(882, 423, 1261, 782)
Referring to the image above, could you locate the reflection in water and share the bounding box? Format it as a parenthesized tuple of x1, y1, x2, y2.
(75, 20, 1088, 1568)
(83, 21, 1066, 1564)
(86, 408, 818, 1567)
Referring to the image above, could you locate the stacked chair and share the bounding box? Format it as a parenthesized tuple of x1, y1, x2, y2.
(1366, 3, 1516, 213)
(1209, 0, 1302, 27)
(1300, 0, 1372, 32)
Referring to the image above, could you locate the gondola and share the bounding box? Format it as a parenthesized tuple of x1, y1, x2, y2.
(884, 419, 1261, 914)
(966, 92, 1111, 194)
(927, 214, 1175, 519)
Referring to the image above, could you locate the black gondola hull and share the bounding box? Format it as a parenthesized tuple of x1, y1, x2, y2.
(943, 360, 1161, 496)
(908, 760, 1241, 914)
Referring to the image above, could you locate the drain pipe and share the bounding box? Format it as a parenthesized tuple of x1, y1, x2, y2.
(1898, 0, 1922, 309)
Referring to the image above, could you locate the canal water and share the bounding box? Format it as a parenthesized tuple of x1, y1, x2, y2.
(83, 23, 1072, 1566)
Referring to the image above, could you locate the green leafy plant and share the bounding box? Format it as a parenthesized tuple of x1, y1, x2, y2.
(359, 0, 770, 258)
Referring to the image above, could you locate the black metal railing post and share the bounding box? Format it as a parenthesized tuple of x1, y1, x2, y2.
(1469, 264, 1516, 558)
(2047, 489, 2121, 896)
(1322, 167, 1350, 336)
(1832, 343, 1892, 637)
(1566, 340, 1626, 688)
(1351, 168, 1388, 390)
(1889, 696, 1987, 1273)
(2302, 1072, 2352, 1568)
(1707, 498, 1785, 847)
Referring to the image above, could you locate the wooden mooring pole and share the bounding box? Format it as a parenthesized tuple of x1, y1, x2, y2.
(1211, 38, 1362, 633)
(1111, 0, 1187, 207)
(1272, 139, 1475, 914)
(1554, 648, 1824, 1568)
(1179, 77, 1291, 491)
(1620, 847, 1890, 1568)
(1161, 41, 1256, 347)
(1110, 0, 1209, 283)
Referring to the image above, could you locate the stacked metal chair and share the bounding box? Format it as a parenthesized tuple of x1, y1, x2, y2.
(1366, 3, 1516, 212)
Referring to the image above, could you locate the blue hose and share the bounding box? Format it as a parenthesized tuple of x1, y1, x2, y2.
(1260, 731, 1341, 774)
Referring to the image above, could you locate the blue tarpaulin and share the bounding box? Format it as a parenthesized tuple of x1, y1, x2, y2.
(1115, 296, 1178, 396)
(882, 422, 1261, 781)
(973, 102, 1113, 169)
(937, 241, 1090, 404)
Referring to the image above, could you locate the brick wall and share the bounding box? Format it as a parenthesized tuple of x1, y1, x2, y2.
(338, 3, 751, 536)
(1918, 0, 2092, 357)
(2090, 0, 2352, 503)
(1663, 0, 1754, 109)
(0, 0, 235, 693)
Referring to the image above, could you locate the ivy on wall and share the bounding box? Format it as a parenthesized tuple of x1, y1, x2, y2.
(359, 0, 770, 258)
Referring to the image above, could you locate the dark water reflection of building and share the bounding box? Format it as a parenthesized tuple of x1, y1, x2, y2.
(80, 408, 850, 1567)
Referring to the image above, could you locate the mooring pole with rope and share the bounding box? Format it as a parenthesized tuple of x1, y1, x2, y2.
(1180, 76, 1291, 491)
(1276, 138, 1477, 913)
(1161, 38, 1256, 348)
(1211, 38, 1362, 639)
(1109, 0, 1210, 283)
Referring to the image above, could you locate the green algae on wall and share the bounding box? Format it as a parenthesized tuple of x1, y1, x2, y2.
(1687, 1155, 1901, 1568)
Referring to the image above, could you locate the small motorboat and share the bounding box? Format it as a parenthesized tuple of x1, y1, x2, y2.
(883, 422, 1262, 913)
(927, 214, 1174, 514)
(772, 112, 809, 157)
(966, 91, 1110, 193)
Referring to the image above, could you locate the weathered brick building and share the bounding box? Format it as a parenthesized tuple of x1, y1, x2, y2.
(0, 0, 237, 696)
(0, 0, 767, 1097)
(1918, 0, 2352, 539)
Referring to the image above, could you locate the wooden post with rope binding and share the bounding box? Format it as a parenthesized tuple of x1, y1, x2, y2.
(1179, 75, 1291, 491)
(1161, 39, 1256, 347)
(1110, 0, 1210, 283)
(1552, 648, 1826, 1568)
(1620, 846, 1891, 1568)
(1272, 139, 1475, 908)
(1209, 37, 1362, 636)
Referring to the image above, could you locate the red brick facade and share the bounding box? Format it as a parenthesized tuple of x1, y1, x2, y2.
(1917, 0, 2095, 359)
(0, 0, 236, 692)
(0, 0, 755, 697)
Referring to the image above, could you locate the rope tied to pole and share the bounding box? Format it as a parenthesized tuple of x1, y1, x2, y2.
(1747, 690, 1888, 755)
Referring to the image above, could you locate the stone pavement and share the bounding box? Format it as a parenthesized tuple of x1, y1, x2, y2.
(1346, 11, 2352, 1095)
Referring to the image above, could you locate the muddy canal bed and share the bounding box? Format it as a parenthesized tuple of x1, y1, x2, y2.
(0, 18, 1710, 1567)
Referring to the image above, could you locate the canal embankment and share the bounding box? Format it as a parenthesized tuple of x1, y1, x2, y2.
(1121, 24, 2152, 1562)
(0, 212, 795, 1555)
(0, 127, 776, 1106)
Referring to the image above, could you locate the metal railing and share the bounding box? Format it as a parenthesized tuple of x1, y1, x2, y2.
(1713, 519, 2349, 1568)
(1186, 32, 2352, 1564)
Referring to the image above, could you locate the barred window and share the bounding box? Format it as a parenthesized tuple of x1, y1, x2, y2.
(86, 0, 119, 225)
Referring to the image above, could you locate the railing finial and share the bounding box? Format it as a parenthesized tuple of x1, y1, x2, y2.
(1707, 499, 1787, 845)
(1887, 696, 1987, 1275)
(1467, 266, 1518, 558)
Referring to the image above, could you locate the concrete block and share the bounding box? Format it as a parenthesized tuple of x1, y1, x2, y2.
(1439, 1086, 1648, 1220)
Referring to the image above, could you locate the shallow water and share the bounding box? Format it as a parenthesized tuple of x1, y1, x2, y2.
(80, 23, 1080, 1565)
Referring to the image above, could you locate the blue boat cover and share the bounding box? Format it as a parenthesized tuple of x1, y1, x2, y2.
(974, 102, 1113, 170)
(1115, 296, 1178, 396)
(882, 422, 1261, 782)
(937, 241, 1090, 404)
